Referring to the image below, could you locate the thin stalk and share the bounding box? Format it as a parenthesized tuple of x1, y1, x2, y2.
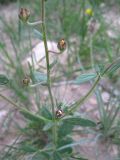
(90, 34, 94, 69)
(0, 93, 20, 109)
(66, 56, 120, 115)
(68, 74, 101, 114)
(41, 0, 57, 148)
(0, 93, 49, 122)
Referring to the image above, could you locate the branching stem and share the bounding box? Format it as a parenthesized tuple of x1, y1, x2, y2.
(41, 0, 57, 149)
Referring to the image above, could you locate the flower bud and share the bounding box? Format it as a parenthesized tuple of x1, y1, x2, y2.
(57, 39, 66, 52)
(19, 8, 30, 23)
(56, 109, 63, 118)
(22, 76, 30, 86)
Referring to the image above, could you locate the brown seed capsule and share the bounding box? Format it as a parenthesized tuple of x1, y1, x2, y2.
(19, 8, 30, 23)
(56, 109, 63, 118)
(22, 76, 30, 86)
(57, 39, 66, 52)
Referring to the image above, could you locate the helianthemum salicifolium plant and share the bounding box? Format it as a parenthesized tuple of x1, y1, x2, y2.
(1, 0, 120, 160)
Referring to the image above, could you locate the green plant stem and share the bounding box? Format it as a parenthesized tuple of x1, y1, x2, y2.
(90, 34, 94, 69)
(66, 57, 120, 115)
(102, 57, 120, 76)
(0, 93, 50, 122)
(0, 93, 20, 109)
(41, 0, 57, 149)
(68, 74, 101, 114)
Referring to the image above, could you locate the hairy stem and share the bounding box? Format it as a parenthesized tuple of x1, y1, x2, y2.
(66, 57, 120, 115)
(41, 0, 57, 148)
(0, 93, 20, 109)
(68, 74, 101, 113)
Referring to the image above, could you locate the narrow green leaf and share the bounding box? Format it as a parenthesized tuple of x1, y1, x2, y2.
(57, 138, 94, 151)
(102, 58, 120, 75)
(57, 137, 73, 154)
(0, 74, 9, 85)
(41, 106, 52, 120)
(71, 156, 88, 160)
(43, 122, 53, 131)
(34, 29, 43, 40)
(62, 116, 96, 127)
(53, 151, 62, 160)
(31, 71, 47, 84)
(19, 144, 37, 153)
(74, 73, 97, 84)
(20, 109, 50, 122)
(58, 122, 74, 137)
(31, 152, 50, 160)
